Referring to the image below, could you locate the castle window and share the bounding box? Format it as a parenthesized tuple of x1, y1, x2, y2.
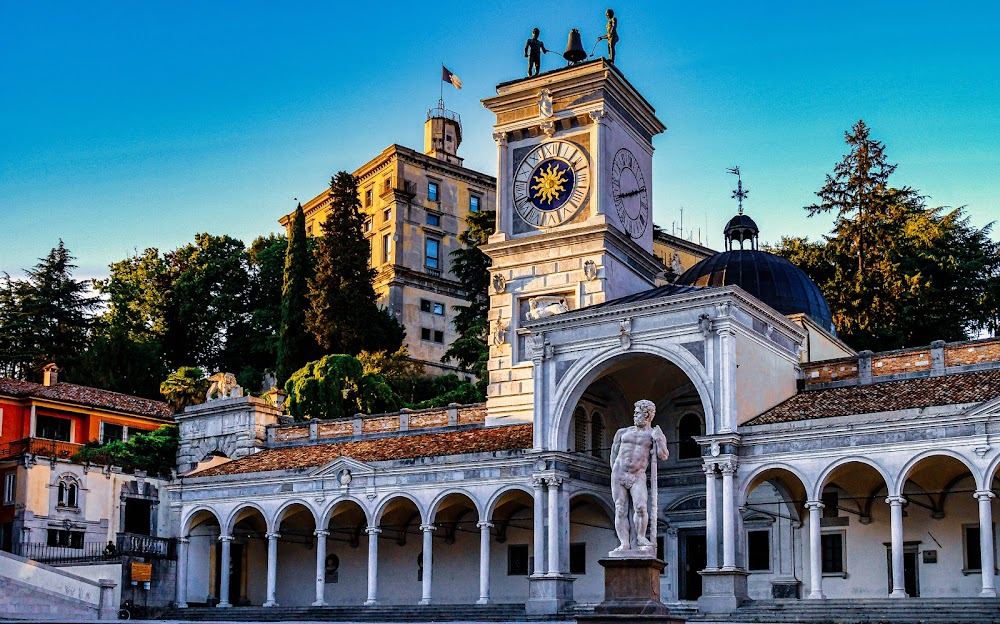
(383, 234, 392, 263)
(428, 182, 439, 202)
(470, 195, 481, 213)
(574, 407, 588, 453)
(36, 415, 71, 442)
(677, 413, 702, 460)
(56, 476, 79, 508)
(425, 238, 440, 270)
(591, 413, 605, 458)
(365, 188, 373, 207)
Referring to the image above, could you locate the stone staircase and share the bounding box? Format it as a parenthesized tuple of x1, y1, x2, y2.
(159, 602, 554, 622)
(690, 598, 1000, 624)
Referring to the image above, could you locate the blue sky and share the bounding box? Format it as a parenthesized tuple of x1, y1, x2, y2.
(1, 1, 997, 278)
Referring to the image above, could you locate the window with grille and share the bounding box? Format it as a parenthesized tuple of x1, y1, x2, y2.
(36, 416, 71, 442)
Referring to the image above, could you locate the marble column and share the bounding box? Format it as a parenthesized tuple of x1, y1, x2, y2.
(217, 534, 233, 608)
(364, 527, 381, 606)
(804, 501, 824, 599)
(263, 532, 280, 607)
(532, 477, 546, 575)
(720, 462, 737, 570)
(175, 537, 189, 608)
(704, 463, 719, 570)
(419, 524, 436, 605)
(313, 529, 330, 606)
(492, 132, 509, 236)
(547, 477, 562, 576)
(886, 496, 907, 597)
(477, 521, 493, 604)
(975, 490, 997, 597)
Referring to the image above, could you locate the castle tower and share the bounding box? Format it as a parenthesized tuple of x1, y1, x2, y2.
(481, 59, 666, 424)
(424, 100, 464, 166)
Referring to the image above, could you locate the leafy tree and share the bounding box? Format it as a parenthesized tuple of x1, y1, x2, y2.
(0, 241, 97, 381)
(442, 209, 496, 385)
(277, 205, 319, 385)
(73, 425, 179, 477)
(307, 173, 403, 355)
(774, 120, 1000, 350)
(407, 373, 483, 409)
(160, 367, 208, 412)
(284, 354, 399, 421)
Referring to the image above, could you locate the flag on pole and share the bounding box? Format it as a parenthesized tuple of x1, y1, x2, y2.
(441, 65, 462, 89)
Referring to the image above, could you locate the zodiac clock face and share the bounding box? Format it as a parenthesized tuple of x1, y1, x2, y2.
(512, 141, 590, 228)
(611, 148, 649, 239)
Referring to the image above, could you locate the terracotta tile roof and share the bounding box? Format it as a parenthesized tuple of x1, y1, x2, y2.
(194, 423, 533, 477)
(0, 378, 173, 419)
(746, 369, 1000, 426)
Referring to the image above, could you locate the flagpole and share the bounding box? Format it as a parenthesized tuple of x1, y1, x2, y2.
(440, 63, 444, 104)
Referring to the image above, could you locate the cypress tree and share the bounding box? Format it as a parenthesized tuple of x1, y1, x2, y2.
(277, 204, 315, 384)
(307, 172, 393, 355)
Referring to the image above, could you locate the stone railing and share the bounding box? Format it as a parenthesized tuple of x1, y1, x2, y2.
(116, 532, 175, 559)
(801, 336, 1000, 387)
(269, 403, 486, 447)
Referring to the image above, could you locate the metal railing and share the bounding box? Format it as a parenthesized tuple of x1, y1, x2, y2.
(16, 541, 118, 564)
(0, 437, 83, 461)
(116, 532, 175, 559)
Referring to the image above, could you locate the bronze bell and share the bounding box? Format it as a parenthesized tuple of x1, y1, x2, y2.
(563, 28, 587, 64)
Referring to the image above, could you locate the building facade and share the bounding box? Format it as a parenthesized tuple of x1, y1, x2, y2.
(168, 59, 1000, 618)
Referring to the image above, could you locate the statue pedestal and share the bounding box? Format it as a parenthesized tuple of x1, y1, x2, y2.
(697, 568, 749, 614)
(579, 557, 685, 624)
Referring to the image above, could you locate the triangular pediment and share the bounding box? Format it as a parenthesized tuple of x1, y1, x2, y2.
(963, 395, 1000, 419)
(310, 456, 374, 477)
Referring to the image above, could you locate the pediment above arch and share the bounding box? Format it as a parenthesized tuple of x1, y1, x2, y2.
(963, 395, 1000, 419)
(310, 456, 374, 478)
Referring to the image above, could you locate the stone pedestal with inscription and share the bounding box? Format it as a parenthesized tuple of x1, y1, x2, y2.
(579, 556, 685, 624)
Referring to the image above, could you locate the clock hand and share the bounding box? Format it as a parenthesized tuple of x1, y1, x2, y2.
(619, 186, 647, 199)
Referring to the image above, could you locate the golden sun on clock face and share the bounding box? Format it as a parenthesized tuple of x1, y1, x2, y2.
(512, 141, 590, 228)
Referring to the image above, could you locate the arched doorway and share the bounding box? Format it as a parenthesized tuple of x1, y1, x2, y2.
(320, 499, 369, 605)
(428, 492, 481, 604)
(486, 487, 534, 604)
(226, 505, 268, 606)
(273, 502, 318, 606)
(375, 495, 424, 605)
(741, 466, 808, 600)
(180, 508, 222, 607)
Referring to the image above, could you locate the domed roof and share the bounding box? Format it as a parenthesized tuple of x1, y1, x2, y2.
(675, 249, 835, 332)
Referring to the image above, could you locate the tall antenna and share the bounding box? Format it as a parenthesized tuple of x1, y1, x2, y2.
(727, 166, 749, 215)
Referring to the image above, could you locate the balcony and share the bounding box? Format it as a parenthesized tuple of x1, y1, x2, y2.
(0, 437, 83, 462)
(116, 532, 175, 559)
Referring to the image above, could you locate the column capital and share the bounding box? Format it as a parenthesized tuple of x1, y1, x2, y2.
(975, 490, 997, 501)
(477, 520, 494, 530)
(177, 537, 191, 545)
(588, 108, 608, 125)
(546, 476, 563, 488)
(703, 463, 717, 475)
(492, 131, 508, 146)
(265, 532, 281, 540)
(218, 534, 234, 542)
(314, 529, 331, 537)
(885, 495, 907, 506)
(419, 523, 437, 533)
(804, 500, 825, 511)
(532, 476, 546, 489)
(365, 526, 382, 535)
(719, 460, 737, 476)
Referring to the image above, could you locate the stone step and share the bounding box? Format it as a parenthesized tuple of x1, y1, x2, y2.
(158, 603, 558, 622)
(690, 598, 1000, 624)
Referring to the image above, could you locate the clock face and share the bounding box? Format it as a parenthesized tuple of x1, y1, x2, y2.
(611, 148, 649, 239)
(512, 141, 590, 228)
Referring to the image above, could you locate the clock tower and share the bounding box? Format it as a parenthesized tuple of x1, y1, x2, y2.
(481, 59, 666, 425)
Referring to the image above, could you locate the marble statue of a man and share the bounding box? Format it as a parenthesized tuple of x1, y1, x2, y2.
(610, 399, 669, 553)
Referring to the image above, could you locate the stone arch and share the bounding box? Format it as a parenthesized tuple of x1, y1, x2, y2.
(428, 488, 484, 520)
(181, 506, 223, 535)
(485, 484, 534, 518)
(226, 501, 269, 534)
(741, 462, 811, 511)
(813, 456, 893, 501)
(374, 492, 427, 526)
(568, 490, 615, 521)
(320, 496, 372, 528)
(272, 498, 320, 531)
(894, 449, 984, 495)
(987, 454, 1000, 490)
(550, 343, 715, 452)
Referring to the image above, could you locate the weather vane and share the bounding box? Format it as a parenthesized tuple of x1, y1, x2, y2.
(727, 166, 748, 215)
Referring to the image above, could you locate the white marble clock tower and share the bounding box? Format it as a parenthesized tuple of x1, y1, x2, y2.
(481, 59, 666, 426)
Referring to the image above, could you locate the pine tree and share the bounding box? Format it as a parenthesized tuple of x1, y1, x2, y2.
(442, 209, 496, 382)
(307, 172, 401, 355)
(277, 204, 316, 385)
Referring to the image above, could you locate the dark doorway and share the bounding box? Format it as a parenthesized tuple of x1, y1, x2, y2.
(678, 529, 707, 600)
(214, 542, 244, 604)
(886, 543, 920, 597)
(123, 498, 152, 535)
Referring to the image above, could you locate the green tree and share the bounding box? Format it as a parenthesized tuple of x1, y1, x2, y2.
(284, 354, 399, 421)
(442, 209, 496, 385)
(307, 173, 403, 355)
(73, 425, 179, 477)
(277, 205, 320, 385)
(160, 367, 209, 412)
(776, 120, 1000, 350)
(0, 241, 97, 381)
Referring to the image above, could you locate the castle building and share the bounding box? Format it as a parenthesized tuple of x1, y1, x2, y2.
(279, 104, 497, 376)
(166, 59, 1000, 621)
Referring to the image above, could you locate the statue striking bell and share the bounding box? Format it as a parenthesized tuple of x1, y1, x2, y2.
(563, 28, 587, 64)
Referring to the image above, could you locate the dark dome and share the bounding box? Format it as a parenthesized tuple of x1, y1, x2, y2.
(675, 249, 834, 332)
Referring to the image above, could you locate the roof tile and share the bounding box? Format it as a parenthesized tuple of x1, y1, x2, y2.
(0, 378, 172, 419)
